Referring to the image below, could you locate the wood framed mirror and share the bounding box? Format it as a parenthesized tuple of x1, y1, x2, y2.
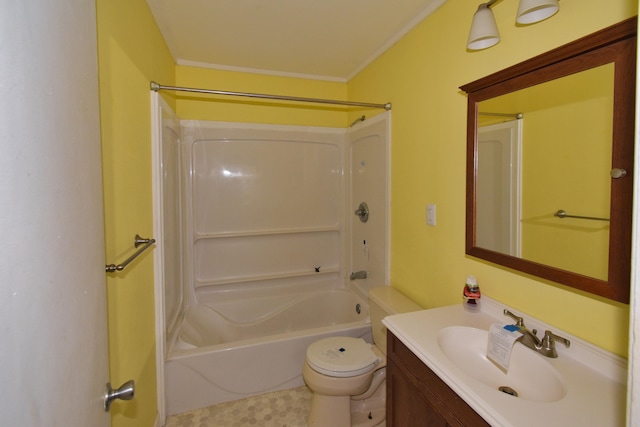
(460, 17, 636, 303)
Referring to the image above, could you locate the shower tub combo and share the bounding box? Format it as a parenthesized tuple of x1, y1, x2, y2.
(165, 288, 371, 415)
(154, 109, 390, 416)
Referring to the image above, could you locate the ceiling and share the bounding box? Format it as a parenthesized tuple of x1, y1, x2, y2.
(146, 0, 447, 82)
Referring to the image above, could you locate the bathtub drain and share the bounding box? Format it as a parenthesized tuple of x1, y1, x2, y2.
(355, 303, 361, 315)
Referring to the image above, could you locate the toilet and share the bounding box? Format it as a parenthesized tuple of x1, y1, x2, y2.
(303, 286, 421, 427)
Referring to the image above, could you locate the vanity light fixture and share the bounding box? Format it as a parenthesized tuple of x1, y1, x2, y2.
(467, 0, 560, 50)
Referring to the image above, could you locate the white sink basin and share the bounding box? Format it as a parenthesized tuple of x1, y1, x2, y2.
(437, 326, 566, 402)
(383, 301, 628, 426)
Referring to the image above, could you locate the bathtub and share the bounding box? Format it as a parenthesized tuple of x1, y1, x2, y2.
(165, 288, 372, 416)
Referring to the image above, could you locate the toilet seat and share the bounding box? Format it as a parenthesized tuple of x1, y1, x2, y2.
(306, 337, 380, 378)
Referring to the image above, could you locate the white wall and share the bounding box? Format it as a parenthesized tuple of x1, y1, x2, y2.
(0, 1, 109, 425)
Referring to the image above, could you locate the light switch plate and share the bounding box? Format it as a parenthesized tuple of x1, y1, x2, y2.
(427, 204, 436, 226)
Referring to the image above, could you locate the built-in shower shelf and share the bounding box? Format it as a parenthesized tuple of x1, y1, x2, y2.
(193, 229, 340, 285)
(194, 225, 340, 240)
(182, 121, 354, 293)
(194, 268, 341, 288)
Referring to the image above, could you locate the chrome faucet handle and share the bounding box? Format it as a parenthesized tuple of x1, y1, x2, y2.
(503, 309, 525, 327)
(541, 330, 570, 358)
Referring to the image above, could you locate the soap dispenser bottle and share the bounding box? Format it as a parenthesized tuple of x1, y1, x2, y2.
(463, 275, 481, 312)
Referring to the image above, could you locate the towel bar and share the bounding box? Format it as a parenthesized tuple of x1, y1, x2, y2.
(554, 209, 609, 222)
(105, 234, 156, 273)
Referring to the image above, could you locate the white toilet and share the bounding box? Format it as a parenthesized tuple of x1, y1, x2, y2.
(303, 286, 421, 427)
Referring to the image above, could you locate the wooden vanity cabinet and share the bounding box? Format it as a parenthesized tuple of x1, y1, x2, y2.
(387, 331, 490, 427)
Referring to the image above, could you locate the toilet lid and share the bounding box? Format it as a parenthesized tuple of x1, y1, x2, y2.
(306, 337, 380, 378)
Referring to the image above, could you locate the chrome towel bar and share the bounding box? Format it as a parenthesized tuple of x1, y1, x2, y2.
(105, 234, 156, 273)
(554, 209, 610, 222)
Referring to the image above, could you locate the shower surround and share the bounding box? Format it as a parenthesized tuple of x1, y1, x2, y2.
(153, 100, 390, 417)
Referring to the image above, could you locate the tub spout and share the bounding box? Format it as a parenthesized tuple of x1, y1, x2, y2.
(350, 270, 367, 280)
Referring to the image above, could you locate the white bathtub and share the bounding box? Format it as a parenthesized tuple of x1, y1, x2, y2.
(165, 288, 372, 416)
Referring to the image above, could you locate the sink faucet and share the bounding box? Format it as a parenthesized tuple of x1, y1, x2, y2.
(503, 309, 570, 358)
(350, 270, 367, 280)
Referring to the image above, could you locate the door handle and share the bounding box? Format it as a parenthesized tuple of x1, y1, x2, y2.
(104, 380, 135, 411)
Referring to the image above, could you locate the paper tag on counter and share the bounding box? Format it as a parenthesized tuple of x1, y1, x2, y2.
(486, 323, 521, 372)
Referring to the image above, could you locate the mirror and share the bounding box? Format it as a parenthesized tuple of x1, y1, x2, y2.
(460, 18, 636, 303)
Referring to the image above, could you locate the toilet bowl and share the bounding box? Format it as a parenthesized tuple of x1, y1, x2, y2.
(303, 286, 421, 427)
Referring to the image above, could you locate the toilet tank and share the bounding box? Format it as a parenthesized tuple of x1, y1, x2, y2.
(368, 286, 422, 356)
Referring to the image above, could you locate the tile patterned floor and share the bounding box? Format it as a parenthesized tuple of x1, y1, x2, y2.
(164, 386, 312, 427)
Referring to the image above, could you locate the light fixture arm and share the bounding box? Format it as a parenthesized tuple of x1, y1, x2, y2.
(482, 0, 501, 9)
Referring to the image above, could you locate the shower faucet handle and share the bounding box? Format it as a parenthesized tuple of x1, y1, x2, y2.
(354, 202, 369, 223)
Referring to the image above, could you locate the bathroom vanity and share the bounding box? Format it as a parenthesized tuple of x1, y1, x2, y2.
(383, 297, 627, 427)
(387, 331, 489, 426)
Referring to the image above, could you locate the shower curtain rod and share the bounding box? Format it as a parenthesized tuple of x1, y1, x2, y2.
(150, 81, 392, 111)
(479, 111, 523, 119)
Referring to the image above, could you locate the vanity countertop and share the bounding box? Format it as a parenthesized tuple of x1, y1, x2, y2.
(383, 297, 627, 427)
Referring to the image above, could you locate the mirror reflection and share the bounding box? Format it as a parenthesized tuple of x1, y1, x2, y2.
(476, 64, 614, 281)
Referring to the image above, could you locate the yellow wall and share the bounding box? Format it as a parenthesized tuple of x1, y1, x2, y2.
(349, 0, 637, 356)
(519, 66, 613, 279)
(96, 0, 175, 426)
(480, 66, 613, 279)
(175, 66, 349, 127)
